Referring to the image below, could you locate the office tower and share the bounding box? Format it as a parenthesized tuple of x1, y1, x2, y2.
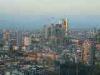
(3, 30, 10, 45)
(10, 31, 17, 45)
(43, 25, 48, 39)
(0, 31, 4, 50)
(21, 32, 31, 51)
(0, 32, 3, 43)
(62, 18, 69, 35)
(2, 30, 11, 51)
(9, 31, 19, 50)
(95, 29, 100, 43)
(0, 32, 3, 40)
(48, 26, 52, 38)
(17, 31, 23, 47)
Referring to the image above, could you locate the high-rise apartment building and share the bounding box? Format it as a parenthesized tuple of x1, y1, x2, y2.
(82, 40, 95, 65)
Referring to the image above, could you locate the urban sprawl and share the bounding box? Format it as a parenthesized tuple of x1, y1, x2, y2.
(0, 18, 100, 75)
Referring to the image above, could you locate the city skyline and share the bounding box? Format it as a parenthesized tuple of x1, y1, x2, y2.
(0, 0, 100, 30)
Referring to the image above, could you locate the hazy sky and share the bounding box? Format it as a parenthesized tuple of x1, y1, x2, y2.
(0, 0, 100, 30)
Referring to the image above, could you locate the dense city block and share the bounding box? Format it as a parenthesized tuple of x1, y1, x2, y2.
(0, 19, 100, 75)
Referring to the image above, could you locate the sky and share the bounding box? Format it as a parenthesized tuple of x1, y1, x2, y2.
(0, 0, 100, 30)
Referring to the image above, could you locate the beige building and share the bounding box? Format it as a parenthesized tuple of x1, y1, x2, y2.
(82, 40, 91, 64)
(23, 36, 30, 47)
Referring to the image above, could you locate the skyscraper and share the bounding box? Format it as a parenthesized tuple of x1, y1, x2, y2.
(62, 18, 69, 35)
(3, 30, 10, 45)
(43, 25, 48, 39)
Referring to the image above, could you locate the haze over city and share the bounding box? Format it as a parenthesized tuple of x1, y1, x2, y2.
(0, 0, 100, 75)
(0, 0, 100, 30)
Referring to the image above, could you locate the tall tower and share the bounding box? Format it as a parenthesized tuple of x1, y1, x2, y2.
(43, 25, 48, 39)
(3, 30, 10, 45)
(62, 18, 69, 35)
